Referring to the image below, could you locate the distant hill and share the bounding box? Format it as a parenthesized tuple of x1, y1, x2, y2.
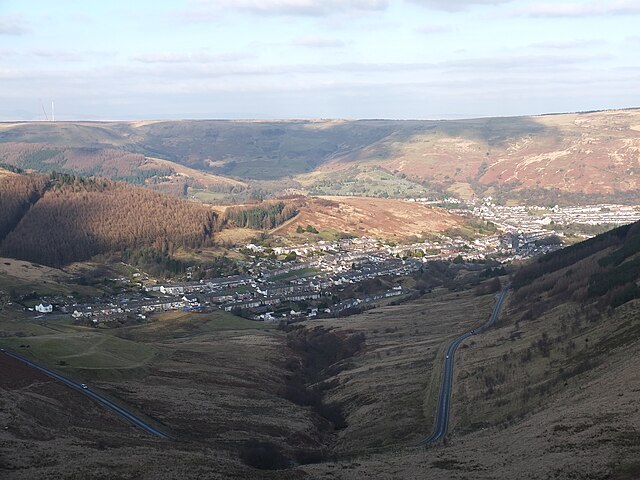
(2, 109, 640, 204)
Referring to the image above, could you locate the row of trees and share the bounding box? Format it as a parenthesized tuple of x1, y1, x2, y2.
(224, 201, 298, 230)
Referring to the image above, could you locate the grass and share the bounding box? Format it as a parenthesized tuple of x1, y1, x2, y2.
(0, 330, 156, 372)
(156, 310, 273, 331)
(0, 273, 96, 298)
(453, 291, 640, 433)
(301, 165, 433, 199)
(117, 310, 274, 343)
(191, 190, 230, 203)
(0, 312, 54, 336)
(0, 307, 271, 378)
(0, 307, 273, 382)
(300, 288, 495, 455)
(268, 267, 319, 282)
(0, 258, 104, 299)
(611, 462, 640, 480)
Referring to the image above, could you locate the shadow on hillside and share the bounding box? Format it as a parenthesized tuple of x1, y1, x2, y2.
(1, 116, 557, 181)
(334, 115, 555, 164)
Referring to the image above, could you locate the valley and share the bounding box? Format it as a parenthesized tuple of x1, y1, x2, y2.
(2, 108, 640, 205)
(4, 1, 640, 477)
(1, 110, 640, 480)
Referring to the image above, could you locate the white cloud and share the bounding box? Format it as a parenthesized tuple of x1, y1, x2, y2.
(406, 0, 512, 11)
(414, 24, 451, 34)
(195, 0, 389, 16)
(527, 39, 607, 49)
(131, 52, 255, 63)
(293, 36, 347, 47)
(30, 49, 85, 62)
(510, 1, 640, 17)
(0, 15, 29, 35)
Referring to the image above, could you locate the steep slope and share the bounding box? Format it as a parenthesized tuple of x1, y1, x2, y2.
(294, 223, 640, 479)
(447, 221, 640, 477)
(0, 174, 49, 241)
(0, 173, 220, 267)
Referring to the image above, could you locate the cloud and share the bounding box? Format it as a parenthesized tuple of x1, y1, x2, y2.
(3, 53, 636, 120)
(25, 49, 116, 62)
(442, 53, 611, 71)
(30, 49, 85, 62)
(527, 40, 607, 50)
(193, 0, 388, 17)
(131, 52, 255, 64)
(293, 36, 347, 48)
(0, 15, 30, 35)
(414, 24, 451, 34)
(510, 1, 640, 18)
(406, 0, 513, 11)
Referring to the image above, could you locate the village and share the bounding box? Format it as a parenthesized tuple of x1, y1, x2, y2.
(25, 198, 640, 326)
(472, 199, 640, 234)
(28, 230, 549, 326)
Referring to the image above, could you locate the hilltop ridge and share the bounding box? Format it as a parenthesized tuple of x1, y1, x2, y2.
(2, 108, 640, 204)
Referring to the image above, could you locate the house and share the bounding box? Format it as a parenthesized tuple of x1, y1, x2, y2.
(182, 294, 199, 305)
(35, 303, 53, 313)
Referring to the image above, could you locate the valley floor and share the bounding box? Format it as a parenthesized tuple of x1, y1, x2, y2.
(1, 288, 639, 479)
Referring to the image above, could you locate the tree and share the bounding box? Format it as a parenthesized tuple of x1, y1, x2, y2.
(284, 251, 297, 261)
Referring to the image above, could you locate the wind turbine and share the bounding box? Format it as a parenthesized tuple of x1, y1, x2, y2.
(40, 100, 55, 121)
(41, 102, 49, 121)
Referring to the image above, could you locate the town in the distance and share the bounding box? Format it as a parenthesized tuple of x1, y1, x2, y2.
(27, 196, 640, 326)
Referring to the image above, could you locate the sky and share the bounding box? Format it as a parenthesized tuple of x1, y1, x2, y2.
(0, 0, 639, 120)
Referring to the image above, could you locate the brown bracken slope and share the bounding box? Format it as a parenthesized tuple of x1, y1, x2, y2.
(271, 196, 462, 240)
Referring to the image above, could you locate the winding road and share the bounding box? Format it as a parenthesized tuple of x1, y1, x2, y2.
(1, 348, 171, 440)
(418, 287, 508, 447)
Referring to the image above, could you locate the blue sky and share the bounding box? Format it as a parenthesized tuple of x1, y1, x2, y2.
(1, 0, 639, 120)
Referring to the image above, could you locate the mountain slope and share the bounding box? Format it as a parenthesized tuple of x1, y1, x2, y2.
(446, 221, 640, 477)
(2, 108, 640, 202)
(272, 196, 462, 240)
(0, 173, 220, 267)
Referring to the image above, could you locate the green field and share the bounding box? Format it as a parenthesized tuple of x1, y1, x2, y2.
(0, 332, 155, 369)
(190, 190, 230, 203)
(109, 309, 274, 344)
(0, 309, 272, 373)
(268, 267, 319, 282)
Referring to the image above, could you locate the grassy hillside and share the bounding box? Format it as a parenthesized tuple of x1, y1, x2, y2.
(442, 221, 640, 477)
(2, 108, 640, 203)
(2, 225, 640, 478)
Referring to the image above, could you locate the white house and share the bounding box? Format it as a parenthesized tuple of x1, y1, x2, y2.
(35, 303, 53, 313)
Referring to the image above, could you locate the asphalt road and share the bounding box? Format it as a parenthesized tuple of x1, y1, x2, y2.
(418, 287, 509, 447)
(0, 348, 171, 440)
